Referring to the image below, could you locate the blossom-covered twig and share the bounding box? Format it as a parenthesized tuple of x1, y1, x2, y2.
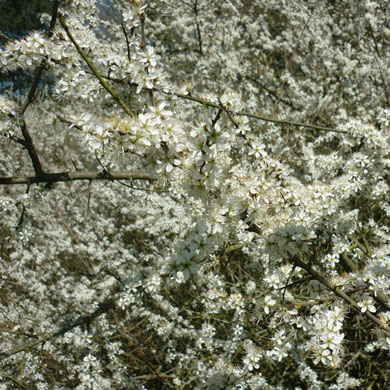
(59, 14, 135, 118)
(0, 299, 116, 361)
(291, 255, 389, 331)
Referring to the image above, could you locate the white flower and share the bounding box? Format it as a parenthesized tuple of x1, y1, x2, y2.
(313, 348, 331, 365)
(243, 341, 261, 371)
(358, 297, 376, 313)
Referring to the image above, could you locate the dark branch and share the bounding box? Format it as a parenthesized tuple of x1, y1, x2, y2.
(16, 1, 60, 178)
(0, 170, 157, 185)
(1, 133, 26, 146)
(19, 119, 44, 177)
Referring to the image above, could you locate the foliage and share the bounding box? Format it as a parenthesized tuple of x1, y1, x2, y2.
(1, 0, 390, 389)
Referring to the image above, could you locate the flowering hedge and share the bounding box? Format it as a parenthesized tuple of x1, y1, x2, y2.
(1, 0, 390, 389)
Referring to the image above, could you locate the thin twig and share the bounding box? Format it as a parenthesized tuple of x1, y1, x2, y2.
(217, 98, 240, 129)
(139, 2, 155, 105)
(247, 76, 300, 110)
(172, 92, 347, 134)
(16, 184, 30, 229)
(246, 221, 389, 331)
(121, 23, 132, 62)
(194, 0, 203, 55)
(0, 30, 12, 42)
(0, 375, 30, 390)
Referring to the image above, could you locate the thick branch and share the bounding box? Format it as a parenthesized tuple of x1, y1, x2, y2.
(0, 170, 156, 185)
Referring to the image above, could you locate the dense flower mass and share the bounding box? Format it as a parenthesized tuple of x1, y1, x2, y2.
(1, 0, 390, 388)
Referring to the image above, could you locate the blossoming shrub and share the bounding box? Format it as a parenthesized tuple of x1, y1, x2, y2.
(1, 0, 390, 389)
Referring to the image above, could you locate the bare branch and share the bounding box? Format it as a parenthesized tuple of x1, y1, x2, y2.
(0, 170, 157, 185)
(1, 133, 26, 146)
(11, 1, 61, 179)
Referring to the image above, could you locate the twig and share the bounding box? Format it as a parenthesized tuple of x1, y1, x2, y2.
(16, 184, 30, 228)
(0, 299, 116, 361)
(247, 76, 300, 110)
(173, 92, 347, 134)
(193, 0, 203, 55)
(217, 98, 239, 129)
(121, 23, 132, 62)
(246, 221, 389, 331)
(0, 30, 12, 42)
